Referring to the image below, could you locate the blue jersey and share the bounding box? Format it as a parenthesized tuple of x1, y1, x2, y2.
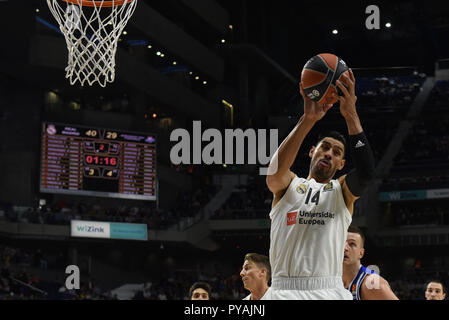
(348, 265, 375, 300)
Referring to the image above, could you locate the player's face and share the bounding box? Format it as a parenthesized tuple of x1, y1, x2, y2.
(344, 232, 364, 265)
(240, 260, 266, 291)
(309, 138, 345, 182)
(425, 283, 446, 300)
(191, 288, 209, 300)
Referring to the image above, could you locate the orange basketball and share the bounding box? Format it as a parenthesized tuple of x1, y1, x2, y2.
(301, 53, 350, 105)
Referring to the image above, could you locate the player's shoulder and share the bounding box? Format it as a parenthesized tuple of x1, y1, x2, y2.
(361, 273, 390, 291)
(336, 174, 347, 186)
(337, 174, 359, 206)
(361, 265, 376, 274)
(285, 174, 304, 191)
(360, 273, 398, 300)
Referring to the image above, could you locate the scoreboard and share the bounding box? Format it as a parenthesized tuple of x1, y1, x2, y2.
(40, 123, 157, 200)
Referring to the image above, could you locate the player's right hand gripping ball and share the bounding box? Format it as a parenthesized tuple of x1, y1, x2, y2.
(301, 53, 350, 105)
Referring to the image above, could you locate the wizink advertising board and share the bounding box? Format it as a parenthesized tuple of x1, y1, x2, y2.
(71, 220, 148, 241)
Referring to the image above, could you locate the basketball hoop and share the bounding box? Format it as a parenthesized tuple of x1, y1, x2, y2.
(47, 0, 138, 87)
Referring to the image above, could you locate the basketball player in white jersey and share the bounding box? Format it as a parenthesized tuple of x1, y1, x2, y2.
(240, 253, 272, 300)
(342, 225, 398, 300)
(266, 69, 376, 300)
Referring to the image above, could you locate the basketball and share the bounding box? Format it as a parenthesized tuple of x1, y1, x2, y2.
(301, 53, 350, 105)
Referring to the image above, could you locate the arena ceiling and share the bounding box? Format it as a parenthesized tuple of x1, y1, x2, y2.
(218, 0, 449, 76)
(1, 0, 448, 93)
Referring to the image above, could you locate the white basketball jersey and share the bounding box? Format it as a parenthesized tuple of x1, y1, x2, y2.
(269, 175, 352, 279)
(243, 287, 272, 300)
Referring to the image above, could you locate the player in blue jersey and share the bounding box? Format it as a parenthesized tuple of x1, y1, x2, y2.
(342, 225, 398, 300)
(425, 280, 446, 300)
(189, 282, 212, 300)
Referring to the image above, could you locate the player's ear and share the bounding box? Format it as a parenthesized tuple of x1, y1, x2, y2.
(309, 146, 316, 158)
(359, 248, 365, 260)
(338, 159, 346, 171)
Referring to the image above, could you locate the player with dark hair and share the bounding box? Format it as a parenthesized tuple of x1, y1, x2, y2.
(425, 280, 446, 300)
(266, 69, 376, 300)
(342, 225, 398, 300)
(240, 253, 272, 300)
(189, 282, 212, 300)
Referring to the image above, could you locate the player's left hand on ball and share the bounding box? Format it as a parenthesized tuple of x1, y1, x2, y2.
(336, 68, 358, 119)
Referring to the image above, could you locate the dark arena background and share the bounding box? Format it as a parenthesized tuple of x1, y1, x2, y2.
(0, 0, 448, 309)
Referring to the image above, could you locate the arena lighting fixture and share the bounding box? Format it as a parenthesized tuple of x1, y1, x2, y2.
(172, 61, 177, 65)
(71, 101, 81, 110)
(221, 39, 226, 43)
(222, 99, 234, 126)
(123, 30, 127, 35)
(386, 22, 392, 28)
(147, 45, 152, 49)
(160, 53, 165, 57)
(195, 76, 200, 80)
(36, 8, 40, 13)
(203, 81, 207, 85)
(332, 29, 338, 34)
(156, 51, 161, 56)
(47, 91, 59, 103)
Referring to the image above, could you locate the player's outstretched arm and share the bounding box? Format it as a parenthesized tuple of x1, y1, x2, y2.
(266, 84, 333, 203)
(336, 70, 376, 211)
(361, 274, 399, 300)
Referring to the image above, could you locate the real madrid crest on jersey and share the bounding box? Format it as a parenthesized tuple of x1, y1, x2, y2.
(323, 182, 333, 192)
(296, 183, 308, 194)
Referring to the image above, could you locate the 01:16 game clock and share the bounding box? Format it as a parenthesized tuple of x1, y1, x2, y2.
(83, 140, 119, 179)
(40, 122, 157, 201)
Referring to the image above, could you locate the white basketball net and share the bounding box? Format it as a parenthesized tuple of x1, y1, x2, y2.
(47, 0, 138, 87)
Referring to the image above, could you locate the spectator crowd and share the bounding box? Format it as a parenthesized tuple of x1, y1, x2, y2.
(356, 75, 424, 108)
(0, 184, 219, 231)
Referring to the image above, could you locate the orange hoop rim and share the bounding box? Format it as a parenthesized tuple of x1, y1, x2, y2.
(62, 0, 134, 7)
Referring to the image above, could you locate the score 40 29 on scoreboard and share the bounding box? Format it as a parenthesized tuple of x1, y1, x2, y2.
(40, 123, 157, 201)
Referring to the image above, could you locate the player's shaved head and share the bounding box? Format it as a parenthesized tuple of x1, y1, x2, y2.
(348, 225, 365, 248)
